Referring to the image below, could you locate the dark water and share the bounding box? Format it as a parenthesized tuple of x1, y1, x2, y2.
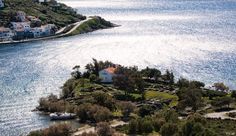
(0, 0, 236, 135)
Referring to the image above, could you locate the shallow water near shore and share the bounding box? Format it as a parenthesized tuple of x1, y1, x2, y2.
(0, 0, 236, 135)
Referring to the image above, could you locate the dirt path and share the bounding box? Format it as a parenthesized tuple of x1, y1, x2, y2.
(204, 110, 236, 120)
(72, 120, 127, 136)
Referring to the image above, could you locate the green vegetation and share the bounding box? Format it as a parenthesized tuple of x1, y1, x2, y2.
(33, 59, 236, 136)
(0, 0, 86, 28)
(28, 124, 71, 136)
(69, 16, 115, 36)
(145, 90, 178, 107)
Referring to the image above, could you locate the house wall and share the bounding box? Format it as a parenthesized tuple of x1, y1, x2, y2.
(99, 70, 114, 83)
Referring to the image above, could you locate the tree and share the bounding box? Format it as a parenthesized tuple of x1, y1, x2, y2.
(141, 67, 161, 80)
(177, 78, 205, 89)
(71, 65, 82, 79)
(160, 123, 178, 136)
(181, 122, 205, 136)
(113, 66, 144, 96)
(214, 82, 229, 92)
(177, 87, 203, 112)
(211, 96, 233, 109)
(85, 59, 115, 76)
(231, 91, 236, 98)
(177, 78, 190, 89)
(203, 90, 227, 100)
(96, 122, 114, 136)
(162, 70, 174, 85)
(181, 114, 216, 136)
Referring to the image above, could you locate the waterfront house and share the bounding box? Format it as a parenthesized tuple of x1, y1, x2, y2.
(0, 27, 15, 41)
(99, 67, 117, 83)
(0, 0, 4, 8)
(31, 27, 43, 38)
(11, 22, 31, 32)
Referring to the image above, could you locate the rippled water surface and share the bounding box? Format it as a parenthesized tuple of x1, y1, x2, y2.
(0, 0, 236, 135)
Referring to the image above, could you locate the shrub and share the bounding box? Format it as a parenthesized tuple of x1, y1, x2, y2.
(152, 118, 165, 132)
(128, 119, 138, 134)
(28, 124, 71, 136)
(76, 103, 112, 123)
(79, 132, 97, 136)
(141, 119, 154, 133)
(93, 92, 116, 111)
(138, 105, 155, 117)
(89, 74, 97, 82)
(118, 101, 135, 117)
(96, 122, 114, 136)
(162, 109, 178, 123)
(160, 123, 178, 136)
(94, 107, 112, 122)
(38, 95, 67, 113)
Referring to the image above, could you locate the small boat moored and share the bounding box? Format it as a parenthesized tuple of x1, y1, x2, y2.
(50, 112, 76, 120)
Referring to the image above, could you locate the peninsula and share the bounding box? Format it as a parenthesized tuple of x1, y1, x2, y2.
(29, 59, 236, 136)
(0, 0, 116, 44)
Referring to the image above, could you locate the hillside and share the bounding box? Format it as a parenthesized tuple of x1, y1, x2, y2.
(0, 0, 86, 28)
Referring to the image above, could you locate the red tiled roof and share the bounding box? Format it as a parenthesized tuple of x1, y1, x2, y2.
(104, 67, 116, 74)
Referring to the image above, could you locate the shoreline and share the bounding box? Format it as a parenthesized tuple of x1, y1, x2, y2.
(0, 17, 118, 45)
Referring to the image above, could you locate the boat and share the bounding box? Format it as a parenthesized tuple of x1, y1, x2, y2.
(50, 112, 76, 120)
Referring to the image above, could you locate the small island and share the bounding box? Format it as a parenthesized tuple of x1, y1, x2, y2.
(29, 59, 236, 136)
(0, 0, 116, 44)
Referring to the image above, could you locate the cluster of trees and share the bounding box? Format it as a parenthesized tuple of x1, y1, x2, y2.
(28, 124, 71, 136)
(128, 110, 216, 136)
(113, 66, 145, 96)
(38, 94, 67, 113)
(76, 103, 112, 123)
(128, 110, 178, 135)
(176, 78, 205, 112)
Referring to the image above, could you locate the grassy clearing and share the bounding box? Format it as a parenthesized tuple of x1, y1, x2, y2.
(145, 90, 178, 107)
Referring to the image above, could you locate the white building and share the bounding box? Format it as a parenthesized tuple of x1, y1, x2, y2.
(31, 27, 43, 38)
(11, 22, 31, 32)
(0, 0, 4, 8)
(0, 27, 14, 41)
(99, 67, 116, 83)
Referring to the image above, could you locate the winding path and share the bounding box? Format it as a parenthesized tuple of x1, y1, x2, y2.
(204, 110, 236, 120)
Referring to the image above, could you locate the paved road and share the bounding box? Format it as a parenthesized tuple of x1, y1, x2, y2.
(0, 18, 92, 45)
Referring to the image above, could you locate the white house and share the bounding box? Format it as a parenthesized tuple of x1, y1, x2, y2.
(99, 67, 116, 83)
(0, 27, 14, 41)
(0, 0, 4, 8)
(11, 22, 31, 32)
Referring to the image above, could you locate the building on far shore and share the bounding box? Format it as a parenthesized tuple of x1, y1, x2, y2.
(99, 67, 117, 83)
(0, 27, 14, 42)
(0, 0, 4, 8)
